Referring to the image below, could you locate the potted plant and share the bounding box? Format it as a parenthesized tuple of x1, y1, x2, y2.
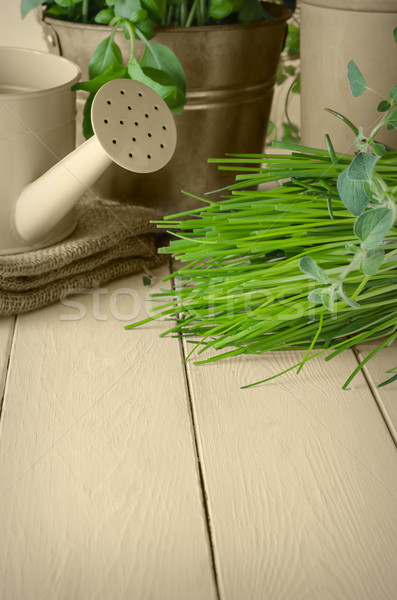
(22, 0, 291, 213)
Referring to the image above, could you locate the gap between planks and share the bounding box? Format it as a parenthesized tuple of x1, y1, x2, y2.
(0, 316, 16, 423)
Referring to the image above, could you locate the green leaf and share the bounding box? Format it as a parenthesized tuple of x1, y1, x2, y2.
(347, 152, 379, 181)
(82, 93, 95, 140)
(114, 0, 146, 19)
(325, 108, 359, 136)
(394, 26, 397, 44)
(209, 0, 243, 20)
(72, 65, 128, 93)
(390, 85, 397, 101)
(135, 18, 156, 39)
(94, 9, 115, 24)
(372, 142, 386, 157)
(345, 242, 359, 254)
(359, 249, 385, 276)
(307, 289, 323, 304)
(377, 100, 391, 112)
(21, 0, 45, 18)
(299, 256, 329, 284)
(386, 107, 397, 130)
(141, 0, 166, 20)
(347, 60, 368, 97)
(354, 207, 394, 249)
(378, 370, 397, 387)
(53, 0, 81, 6)
(88, 36, 123, 80)
(128, 59, 185, 113)
(321, 288, 338, 311)
(139, 42, 186, 94)
(336, 169, 372, 216)
(238, 0, 268, 23)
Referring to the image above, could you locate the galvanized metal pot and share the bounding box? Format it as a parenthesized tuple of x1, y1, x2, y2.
(40, 2, 290, 214)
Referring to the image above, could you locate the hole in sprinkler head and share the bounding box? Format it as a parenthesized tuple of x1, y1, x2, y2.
(128, 106, 132, 110)
(107, 100, 111, 105)
(135, 122, 139, 126)
(160, 144, 164, 149)
(138, 92, 142, 97)
(120, 90, 125, 95)
(120, 120, 124, 125)
(162, 125, 166, 130)
(132, 137, 136, 142)
(147, 154, 151, 159)
(129, 153, 133, 158)
(154, 106, 159, 111)
(148, 133, 152, 137)
(112, 139, 117, 144)
(145, 114, 149, 118)
(104, 119, 108, 124)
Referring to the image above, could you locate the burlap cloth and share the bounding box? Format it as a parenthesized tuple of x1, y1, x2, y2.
(0, 194, 168, 316)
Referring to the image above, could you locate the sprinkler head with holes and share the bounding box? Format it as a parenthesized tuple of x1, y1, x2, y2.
(92, 79, 176, 173)
(12, 79, 177, 251)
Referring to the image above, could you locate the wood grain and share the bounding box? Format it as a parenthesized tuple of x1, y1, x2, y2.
(0, 267, 217, 600)
(356, 342, 397, 442)
(0, 317, 15, 405)
(184, 344, 397, 600)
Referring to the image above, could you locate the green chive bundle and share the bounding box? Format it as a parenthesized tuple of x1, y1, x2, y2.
(128, 143, 397, 389)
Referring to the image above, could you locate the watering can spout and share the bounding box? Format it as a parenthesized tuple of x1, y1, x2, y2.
(15, 136, 111, 244)
(14, 78, 176, 247)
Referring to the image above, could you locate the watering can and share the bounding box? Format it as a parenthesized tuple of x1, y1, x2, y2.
(0, 47, 176, 255)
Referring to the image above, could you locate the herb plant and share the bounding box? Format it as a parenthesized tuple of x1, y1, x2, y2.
(127, 32, 397, 389)
(21, 0, 277, 138)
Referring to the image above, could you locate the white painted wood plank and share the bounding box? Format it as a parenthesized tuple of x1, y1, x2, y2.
(184, 345, 397, 600)
(0, 317, 15, 401)
(0, 266, 217, 600)
(356, 342, 397, 441)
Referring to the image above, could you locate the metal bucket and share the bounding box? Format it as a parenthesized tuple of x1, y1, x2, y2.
(41, 2, 290, 213)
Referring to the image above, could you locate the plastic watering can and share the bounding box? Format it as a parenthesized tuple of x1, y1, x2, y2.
(0, 47, 176, 255)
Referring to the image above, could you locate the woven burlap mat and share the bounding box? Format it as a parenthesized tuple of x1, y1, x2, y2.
(0, 194, 168, 316)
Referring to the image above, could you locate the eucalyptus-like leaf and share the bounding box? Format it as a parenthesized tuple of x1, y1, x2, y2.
(347, 60, 368, 97)
(307, 289, 323, 305)
(372, 142, 386, 157)
(321, 288, 338, 311)
(347, 152, 380, 181)
(377, 100, 391, 112)
(336, 169, 371, 216)
(386, 108, 397, 130)
(337, 288, 360, 309)
(390, 85, 397, 101)
(359, 249, 385, 276)
(345, 242, 359, 254)
(299, 256, 329, 284)
(88, 36, 123, 79)
(354, 207, 394, 249)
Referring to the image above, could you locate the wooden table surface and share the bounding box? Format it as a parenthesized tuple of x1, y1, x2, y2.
(0, 263, 396, 600)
